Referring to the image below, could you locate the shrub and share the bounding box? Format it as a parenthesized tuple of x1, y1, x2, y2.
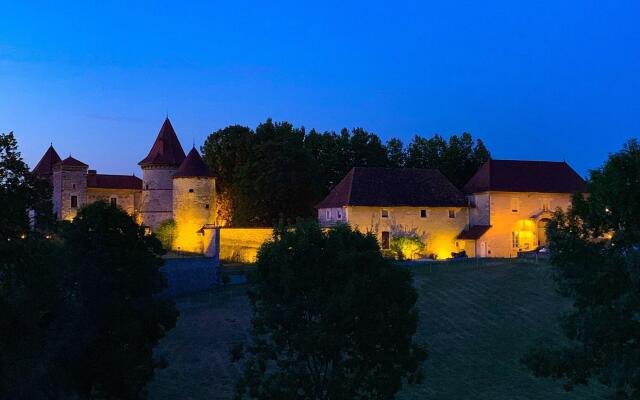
(390, 231, 426, 260)
(155, 219, 176, 250)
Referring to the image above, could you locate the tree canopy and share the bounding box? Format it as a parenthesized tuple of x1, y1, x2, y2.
(234, 221, 426, 399)
(523, 139, 640, 399)
(202, 120, 490, 227)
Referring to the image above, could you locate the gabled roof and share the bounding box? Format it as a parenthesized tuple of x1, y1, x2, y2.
(32, 145, 61, 175)
(316, 167, 467, 208)
(56, 156, 88, 168)
(462, 159, 587, 194)
(457, 225, 492, 240)
(87, 173, 142, 190)
(173, 147, 214, 178)
(138, 118, 186, 167)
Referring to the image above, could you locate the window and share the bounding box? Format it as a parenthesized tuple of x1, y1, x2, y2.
(381, 231, 390, 250)
(448, 209, 456, 218)
(337, 209, 342, 219)
(189, 188, 194, 193)
(381, 209, 389, 219)
(72, 183, 76, 189)
(71, 195, 78, 208)
(205, 204, 209, 209)
(145, 184, 149, 190)
(110, 197, 117, 207)
(326, 209, 331, 219)
(512, 231, 520, 248)
(541, 198, 551, 211)
(511, 197, 519, 213)
(420, 209, 427, 218)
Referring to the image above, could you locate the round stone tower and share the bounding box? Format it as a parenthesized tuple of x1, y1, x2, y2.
(139, 118, 186, 230)
(172, 147, 216, 254)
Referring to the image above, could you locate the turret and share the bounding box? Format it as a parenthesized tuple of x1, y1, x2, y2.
(172, 147, 216, 254)
(138, 118, 186, 230)
(52, 156, 88, 220)
(32, 144, 61, 181)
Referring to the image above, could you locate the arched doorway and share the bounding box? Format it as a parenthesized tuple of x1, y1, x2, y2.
(537, 218, 551, 247)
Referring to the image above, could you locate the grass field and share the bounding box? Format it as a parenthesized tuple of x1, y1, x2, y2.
(147, 259, 610, 400)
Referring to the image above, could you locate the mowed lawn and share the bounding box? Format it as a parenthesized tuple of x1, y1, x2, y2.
(147, 259, 610, 400)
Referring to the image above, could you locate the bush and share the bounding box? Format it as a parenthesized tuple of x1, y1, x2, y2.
(390, 231, 426, 260)
(155, 219, 176, 250)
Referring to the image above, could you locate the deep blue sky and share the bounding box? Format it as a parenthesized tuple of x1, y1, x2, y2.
(1, 1, 638, 176)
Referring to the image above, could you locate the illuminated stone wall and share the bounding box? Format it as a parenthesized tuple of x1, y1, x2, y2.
(219, 228, 273, 263)
(140, 166, 177, 230)
(52, 165, 87, 221)
(87, 188, 141, 217)
(345, 206, 469, 259)
(172, 176, 216, 254)
(470, 191, 573, 257)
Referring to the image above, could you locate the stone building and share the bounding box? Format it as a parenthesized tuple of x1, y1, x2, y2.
(458, 159, 586, 257)
(32, 118, 218, 256)
(317, 167, 469, 259)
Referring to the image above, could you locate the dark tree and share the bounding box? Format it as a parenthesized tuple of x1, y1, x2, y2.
(201, 124, 254, 193)
(523, 139, 640, 399)
(232, 119, 322, 227)
(235, 221, 426, 399)
(58, 202, 178, 399)
(406, 132, 490, 188)
(349, 127, 389, 168)
(386, 138, 406, 167)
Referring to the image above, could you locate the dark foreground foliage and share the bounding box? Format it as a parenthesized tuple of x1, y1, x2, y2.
(523, 139, 640, 399)
(234, 221, 426, 400)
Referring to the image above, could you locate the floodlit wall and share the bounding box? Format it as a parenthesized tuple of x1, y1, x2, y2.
(172, 177, 215, 254)
(345, 205, 469, 259)
(219, 228, 274, 263)
(471, 191, 573, 257)
(140, 166, 177, 230)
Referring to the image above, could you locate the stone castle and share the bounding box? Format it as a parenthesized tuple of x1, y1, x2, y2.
(32, 118, 218, 255)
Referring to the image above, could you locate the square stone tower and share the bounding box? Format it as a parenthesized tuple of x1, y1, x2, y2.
(52, 156, 88, 221)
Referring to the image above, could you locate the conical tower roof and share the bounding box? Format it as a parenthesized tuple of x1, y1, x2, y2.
(139, 118, 186, 167)
(173, 147, 214, 178)
(32, 145, 62, 175)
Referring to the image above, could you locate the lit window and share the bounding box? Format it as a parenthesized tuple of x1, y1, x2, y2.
(381, 209, 389, 219)
(71, 196, 78, 208)
(512, 232, 520, 248)
(110, 197, 117, 207)
(337, 209, 342, 219)
(381, 231, 390, 250)
(448, 209, 455, 218)
(511, 197, 519, 213)
(420, 209, 427, 218)
(326, 209, 331, 219)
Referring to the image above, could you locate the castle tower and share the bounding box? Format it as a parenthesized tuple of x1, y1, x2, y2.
(172, 147, 216, 254)
(33, 144, 62, 181)
(139, 118, 186, 230)
(52, 156, 88, 221)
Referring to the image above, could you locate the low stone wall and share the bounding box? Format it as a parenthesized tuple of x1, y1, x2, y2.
(219, 228, 274, 263)
(161, 257, 219, 296)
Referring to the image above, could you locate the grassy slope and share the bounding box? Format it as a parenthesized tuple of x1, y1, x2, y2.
(148, 259, 609, 400)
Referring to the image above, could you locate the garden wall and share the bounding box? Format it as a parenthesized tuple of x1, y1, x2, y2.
(219, 228, 273, 263)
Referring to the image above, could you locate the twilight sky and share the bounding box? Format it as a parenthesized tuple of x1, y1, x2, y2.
(1, 1, 638, 177)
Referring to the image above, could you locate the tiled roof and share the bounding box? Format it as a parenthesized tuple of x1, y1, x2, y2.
(316, 167, 467, 208)
(457, 225, 492, 240)
(462, 159, 586, 194)
(87, 173, 142, 190)
(138, 118, 186, 167)
(173, 147, 214, 178)
(56, 156, 88, 168)
(32, 145, 61, 175)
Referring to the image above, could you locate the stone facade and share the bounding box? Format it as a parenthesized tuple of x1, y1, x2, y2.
(319, 205, 469, 259)
(52, 162, 88, 221)
(465, 191, 572, 257)
(172, 176, 216, 253)
(141, 166, 179, 229)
